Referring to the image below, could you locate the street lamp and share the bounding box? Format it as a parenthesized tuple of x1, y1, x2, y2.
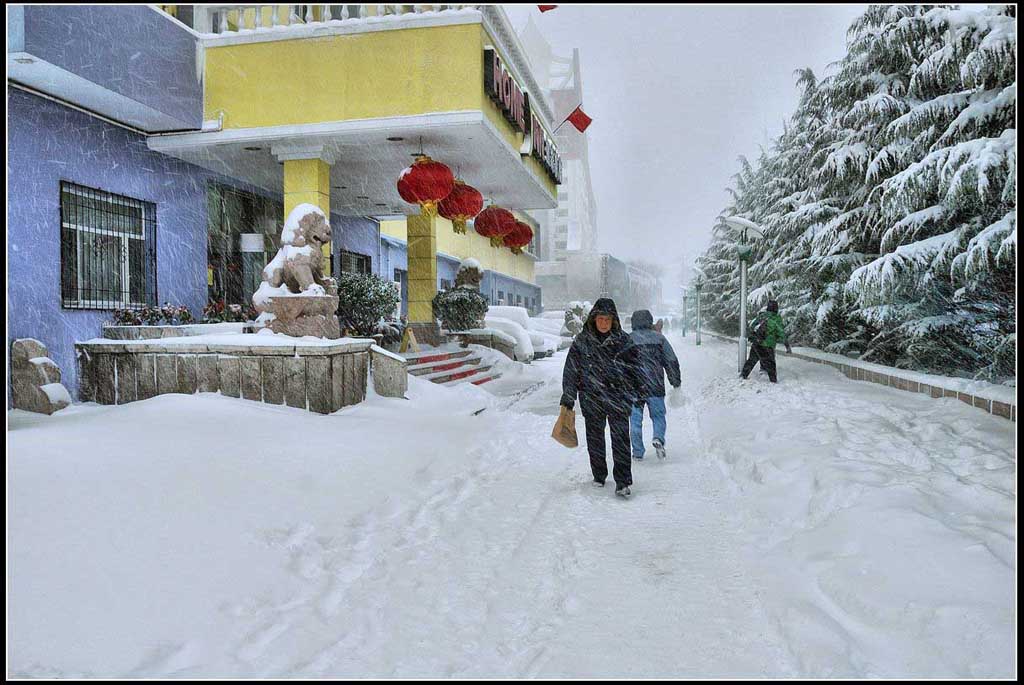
(681, 287, 688, 336)
(692, 266, 706, 347)
(722, 216, 764, 372)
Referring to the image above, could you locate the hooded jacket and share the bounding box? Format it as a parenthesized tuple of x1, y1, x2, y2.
(629, 310, 681, 397)
(561, 298, 643, 414)
(750, 310, 787, 349)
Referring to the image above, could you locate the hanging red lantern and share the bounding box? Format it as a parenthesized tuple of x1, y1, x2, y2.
(503, 220, 534, 255)
(397, 154, 455, 216)
(438, 180, 484, 235)
(473, 205, 516, 247)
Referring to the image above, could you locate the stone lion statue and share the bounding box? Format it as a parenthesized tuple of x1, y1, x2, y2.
(261, 205, 335, 296)
(253, 204, 340, 338)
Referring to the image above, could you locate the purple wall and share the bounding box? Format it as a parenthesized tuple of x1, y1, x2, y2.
(19, 5, 202, 130)
(333, 214, 382, 276)
(8, 88, 211, 400)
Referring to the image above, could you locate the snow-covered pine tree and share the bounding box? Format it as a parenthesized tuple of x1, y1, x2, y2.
(849, 4, 1016, 377)
(696, 4, 1015, 381)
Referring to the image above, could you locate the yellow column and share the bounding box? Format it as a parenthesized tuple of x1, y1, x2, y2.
(407, 213, 438, 324)
(283, 158, 332, 277)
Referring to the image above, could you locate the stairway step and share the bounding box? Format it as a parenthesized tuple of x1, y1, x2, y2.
(429, 364, 494, 385)
(440, 368, 502, 387)
(401, 348, 472, 365)
(408, 355, 482, 376)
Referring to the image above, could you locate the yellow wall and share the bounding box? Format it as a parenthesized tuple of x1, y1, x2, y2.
(204, 23, 557, 197)
(380, 217, 536, 284)
(205, 24, 482, 128)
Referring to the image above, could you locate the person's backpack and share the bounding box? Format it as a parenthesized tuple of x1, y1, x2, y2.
(749, 314, 769, 345)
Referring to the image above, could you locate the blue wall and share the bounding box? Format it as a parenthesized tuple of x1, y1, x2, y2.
(17, 5, 202, 130)
(332, 214, 381, 275)
(9, 88, 207, 400)
(437, 253, 461, 289)
(482, 271, 542, 314)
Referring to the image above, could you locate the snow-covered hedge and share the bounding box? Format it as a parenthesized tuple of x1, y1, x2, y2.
(562, 301, 591, 337)
(433, 287, 488, 332)
(337, 272, 401, 336)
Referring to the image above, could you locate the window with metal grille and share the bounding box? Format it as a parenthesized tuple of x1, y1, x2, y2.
(440, 279, 452, 292)
(60, 181, 157, 310)
(340, 251, 371, 275)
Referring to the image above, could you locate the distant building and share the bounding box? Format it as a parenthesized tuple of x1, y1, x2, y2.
(519, 17, 599, 311)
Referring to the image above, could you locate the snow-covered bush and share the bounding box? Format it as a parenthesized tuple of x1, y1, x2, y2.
(336, 272, 401, 336)
(433, 287, 489, 332)
(563, 301, 592, 337)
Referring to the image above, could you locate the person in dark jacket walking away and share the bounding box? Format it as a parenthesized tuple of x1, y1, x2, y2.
(740, 299, 792, 383)
(561, 298, 643, 498)
(628, 310, 681, 460)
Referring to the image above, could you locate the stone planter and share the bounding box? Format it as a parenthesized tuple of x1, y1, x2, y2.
(76, 336, 372, 414)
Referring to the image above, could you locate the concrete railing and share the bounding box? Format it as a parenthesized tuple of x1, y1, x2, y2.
(194, 4, 478, 34)
(369, 344, 408, 398)
(702, 330, 1016, 423)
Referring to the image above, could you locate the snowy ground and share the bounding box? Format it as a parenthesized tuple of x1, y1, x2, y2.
(7, 335, 1016, 678)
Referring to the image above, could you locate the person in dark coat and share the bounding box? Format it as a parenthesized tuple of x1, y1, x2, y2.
(741, 299, 792, 383)
(628, 310, 681, 460)
(561, 298, 643, 498)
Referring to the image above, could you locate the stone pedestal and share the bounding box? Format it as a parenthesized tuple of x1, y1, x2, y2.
(265, 294, 340, 339)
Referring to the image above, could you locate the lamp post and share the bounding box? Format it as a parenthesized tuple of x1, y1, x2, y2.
(681, 288, 689, 336)
(723, 217, 764, 372)
(692, 266, 706, 347)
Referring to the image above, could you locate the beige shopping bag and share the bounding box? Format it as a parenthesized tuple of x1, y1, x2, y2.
(551, 406, 579, 448)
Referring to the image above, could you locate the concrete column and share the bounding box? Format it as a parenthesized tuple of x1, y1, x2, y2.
(281, 155, 332, 277)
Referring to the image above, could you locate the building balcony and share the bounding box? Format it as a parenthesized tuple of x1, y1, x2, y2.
(7, 5, 203, 132)
(148, 4, 561, 215)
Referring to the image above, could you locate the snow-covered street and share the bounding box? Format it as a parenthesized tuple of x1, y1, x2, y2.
(8, 335, 1016, 678)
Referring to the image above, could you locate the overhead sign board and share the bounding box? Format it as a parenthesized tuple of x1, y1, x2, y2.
(484, 47, 562, 185)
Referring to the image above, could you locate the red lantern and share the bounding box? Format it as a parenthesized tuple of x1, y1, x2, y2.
(474, 206, 516, 247)
(503, 220, 534, 255)
(397, 154, 454, 216)
(438, 180, 484, 235)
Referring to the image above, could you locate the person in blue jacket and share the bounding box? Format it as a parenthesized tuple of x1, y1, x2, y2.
(628, 310, 681, 460)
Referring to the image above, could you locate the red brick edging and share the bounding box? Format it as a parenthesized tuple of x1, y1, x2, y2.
(702, 331, 1016, 423)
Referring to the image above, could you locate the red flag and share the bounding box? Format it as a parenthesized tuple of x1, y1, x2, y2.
(538, 5, 558, 12)
(564, 105, 593, 133)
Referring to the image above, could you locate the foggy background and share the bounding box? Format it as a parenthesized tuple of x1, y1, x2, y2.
(504, 4, 869, 293)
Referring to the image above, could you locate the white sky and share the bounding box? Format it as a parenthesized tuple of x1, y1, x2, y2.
(503, 3, 869, 291)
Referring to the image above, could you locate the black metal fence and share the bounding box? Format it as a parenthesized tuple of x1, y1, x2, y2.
(60, 181, 158, 310)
